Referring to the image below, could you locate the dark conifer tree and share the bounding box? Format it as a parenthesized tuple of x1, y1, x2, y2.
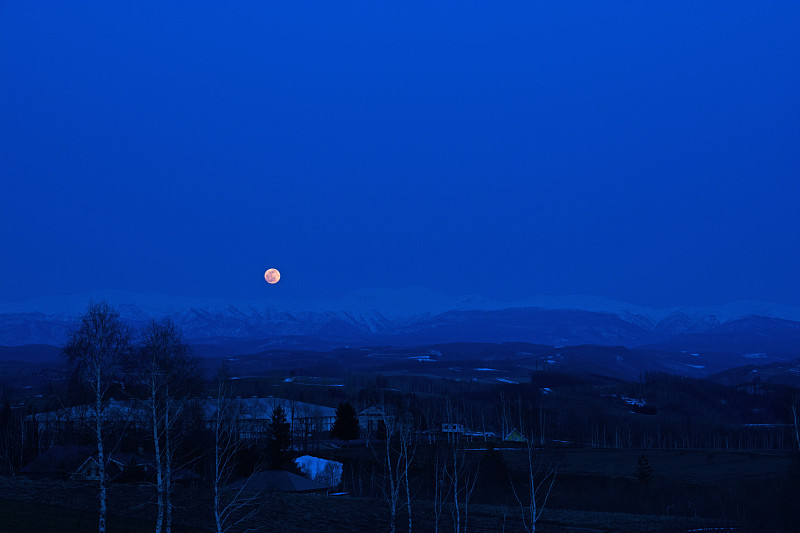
(331, 402, 360, 445)
(267, 405, 293, 470)
(636, 454, 654, 484)
(481, 442, 510, 504)
(0, 398, 14, 474)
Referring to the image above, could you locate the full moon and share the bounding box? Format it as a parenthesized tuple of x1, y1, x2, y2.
(264, 268, 281, 284)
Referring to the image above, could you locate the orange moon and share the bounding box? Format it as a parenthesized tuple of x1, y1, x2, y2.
(264, 268, 281, 284)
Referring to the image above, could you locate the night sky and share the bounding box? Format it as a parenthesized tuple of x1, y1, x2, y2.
(2, 2, 799, 307)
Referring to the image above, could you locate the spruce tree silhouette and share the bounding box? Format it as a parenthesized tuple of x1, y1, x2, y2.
(636, 454, 654, 484)
(331, 402, 360, 445)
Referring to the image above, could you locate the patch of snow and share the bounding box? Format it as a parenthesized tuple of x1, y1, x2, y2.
(295, 455, 343, 487)
(621, 396, 646, 407)
(496, 378, 518, 384)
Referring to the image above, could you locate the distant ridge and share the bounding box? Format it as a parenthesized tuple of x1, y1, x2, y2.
(1, 288, 799, 358)
(3, 287, 800, 322)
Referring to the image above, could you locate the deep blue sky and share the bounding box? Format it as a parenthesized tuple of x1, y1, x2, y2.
(2, 2, 799, 307)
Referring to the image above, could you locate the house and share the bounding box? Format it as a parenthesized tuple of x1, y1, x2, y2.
(200, 397, 336, 442)
(28, 397, 336, 449)
(504, 428, 528, 443)
(25, 400, 148, 442)
(71, 456, 121, 481)
(71, 452, 155, 482)
(22, 446, 156, 482)
(21, 445, 93, 480)
(358, 405, 391, 436)
(441, 423, 465, 435)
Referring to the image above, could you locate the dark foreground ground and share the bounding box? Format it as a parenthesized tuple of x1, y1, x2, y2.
(1, 445, 796, 532)
(0, 476, 743, 533)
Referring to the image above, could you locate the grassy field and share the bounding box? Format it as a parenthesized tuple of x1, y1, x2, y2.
(495, 447, 792, 485)
(0, 476, 736, 533)
(0, 499, 158, 533)
(1, 448, 787, 532)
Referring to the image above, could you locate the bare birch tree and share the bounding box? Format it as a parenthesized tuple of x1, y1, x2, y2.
(369, 403, 417, 533)
(431, 441, 451, 533)
(136, 318, 194, 533)
(211, 366, 261, 533)
(791, 391, 800, 451)
(442, 397, 481, 533)
(64, 301, 132, 533)
(0, 399, 18, 475)
(400, 411, 417, 533)
(509, 400, 557, 533)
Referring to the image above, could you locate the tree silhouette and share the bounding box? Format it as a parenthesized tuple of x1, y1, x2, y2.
(211, 365, 261, 533)
(64, 301, 132, 533)
(331, 402, 360, 445)
(636, 454, 654, 484)
(135, 318, 194, 533)
(267, 406, 292, 470)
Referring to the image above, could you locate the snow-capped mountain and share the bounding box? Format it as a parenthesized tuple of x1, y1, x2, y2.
(2, 288, 800, 357)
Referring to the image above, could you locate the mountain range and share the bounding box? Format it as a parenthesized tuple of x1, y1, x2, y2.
(2, 289, 800, 362)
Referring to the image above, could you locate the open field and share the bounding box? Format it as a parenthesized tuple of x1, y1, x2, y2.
(0, 477, 732, 533)
(517, 447, 792, 484)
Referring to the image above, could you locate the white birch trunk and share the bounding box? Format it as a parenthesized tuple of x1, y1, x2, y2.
(452, 443, 460, 533)
(213, 390, 225, 533)
(404, 447, 412, 533)
(164, 399, 173, 533)
(386, 434, 397, 533)
(152, 400, 164, 533)
(96, 394, 106, 533)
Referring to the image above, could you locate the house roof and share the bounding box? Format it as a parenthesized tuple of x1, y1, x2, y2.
(21, 445, 92, 475)
(23, 446, 160, 480)
(504, 428, 528, 442)
(27, 397, 336, 425)
(200, 398, 336, 421)
(359, 406, 386, 417)
(226, 470, 332, 493)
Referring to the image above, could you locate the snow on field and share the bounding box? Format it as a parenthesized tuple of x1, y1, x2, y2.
(496, 378, 518, 384)
(296, 455, 343, 487)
